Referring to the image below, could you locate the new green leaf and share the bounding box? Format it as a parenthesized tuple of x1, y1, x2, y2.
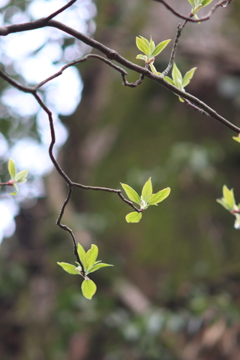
(172, 63, 183, 88)
(182, 67, 197, 87)
(15, 169, 28, 183)
(85, 244, 98, 270)
(57, 262, 79, 275)
(141, 177, 153, 204)
(87, 263, 113, 274)
(152, 39, 171, 57)
(149, 187, 171, 206)
(201, 0, 213, 7)
(8, 158, 16, 179)
(126, 212, 142, 223)
(121, 183, 141, 204)
(136, 36, 150, 56)
(233, 135, 240, 143)
(81, 279, 97, 300)
(223, 185, 235, 211)
(77, 243, 86, 267)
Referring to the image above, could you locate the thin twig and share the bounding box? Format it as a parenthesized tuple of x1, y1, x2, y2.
(153, 0, 230, 23)
(183, 98, 210, 117)
(35, 54, 143, 90)
(71, 182, 142, 212)
(45, 0, 77, 21)
(161, 20, 188, 78)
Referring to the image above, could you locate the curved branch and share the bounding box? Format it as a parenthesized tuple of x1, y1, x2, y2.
(48, 20, 240, 133)
(0, 15, 239, 133)
(153, 0, 230, 23)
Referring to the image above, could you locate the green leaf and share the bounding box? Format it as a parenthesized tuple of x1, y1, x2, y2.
(87, 263, 113, 274)
(77, 243, 87, 267)
(172, 63, 183, 88)
(188, 0, 195, 6)
(223, 185, 235, 210)
(201, 0, 213, 7)
(138, 36, 149, 47)
(136, 36, 150, 56)
(81, 279, 97, 300)
(57, 262, 79, 275)
(216, 198, 230, 211)
(8, 158, 16, 179)
(141, 177, 153, 203)
(15, 169, 28, 183)
(182, 67, 197, 87)
(149, 187, 171, 206)
(121, 183, 141, 204)
(151, 39, 171, 57)
(164, 76, 175, 86)
(126, 212, 142, 223)
(149, 36, 155, 55)
(10, 183, 18, 196)
(136, 54, 147, 62)
(149, 63, 159, 75)
(85, 244, 98, 271)
(233, 135, 240, 143)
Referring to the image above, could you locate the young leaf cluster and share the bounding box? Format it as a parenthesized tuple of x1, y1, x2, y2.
(188, 0, 214, 19)
(136, 36, 171, 70)
(7, 158, 28, 195)
(164, 63, 197, 102)
(57, 244, 113, 299)
(121, 178, 171, 223)
(217, 185, 240, 229)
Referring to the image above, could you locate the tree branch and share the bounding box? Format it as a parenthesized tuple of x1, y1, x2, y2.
(0, 16, 239, 133)
(161, 20, 188, 77)
(153, 0, 231, 23)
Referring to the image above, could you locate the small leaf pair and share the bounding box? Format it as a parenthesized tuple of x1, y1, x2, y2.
(136, 36, 171, 69)
(164, 63, 197, 102)
(217, 185, 240, 229)
(58, 244, 113, 299)
(8, 158, 28, 195)
(121, 178, 171, 223)
(188, 0, 213, 19)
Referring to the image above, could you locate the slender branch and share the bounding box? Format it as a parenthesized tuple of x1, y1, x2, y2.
(35, 54, 143, 90)
(161, 20, 188, 78)
(45, 0, 77, 21)
(71, 182, 142, 212)
(56, 184, 85, 275)
(1, 16, 239, 133)
(183, 99, 210, 117)
(0, 182, 12, 186)
(153, 0, 231, 23)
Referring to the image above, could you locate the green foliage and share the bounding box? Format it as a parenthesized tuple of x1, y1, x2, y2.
(81, 279, 97, 300)
(164, 63, 197, 102)
(136, 36, 171, 66)
(121, 178, 171, 223)
(57, 244, 113, 299)
(233, 134, 240, 143)
(188, 0, 214, 19)
(7, 158, 28, 195)
(217, 185, 240, 229)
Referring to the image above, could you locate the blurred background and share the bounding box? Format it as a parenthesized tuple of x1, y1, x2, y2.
(0, 0, 240, 359)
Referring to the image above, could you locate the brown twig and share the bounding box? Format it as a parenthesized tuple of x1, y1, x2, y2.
(161, 20, 188, 78)
(153, 0, 231, 23)
(0, 13, 239, 132)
